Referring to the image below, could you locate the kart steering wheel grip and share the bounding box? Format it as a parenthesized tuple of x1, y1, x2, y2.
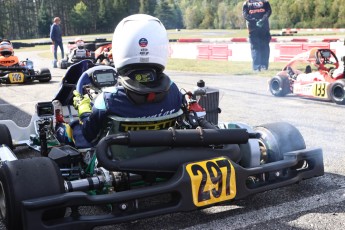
(76, 65, 116, 95)
(76, 72, 92, 94)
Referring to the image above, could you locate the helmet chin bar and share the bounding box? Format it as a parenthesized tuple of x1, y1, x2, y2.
(119, 72, 171, 105)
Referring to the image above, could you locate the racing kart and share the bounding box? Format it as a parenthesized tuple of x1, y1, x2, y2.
(0, 58, 51, 84)
(58, 41, 96, 69)
(269, 48, 345, 105)
(0, 60, 324, 230)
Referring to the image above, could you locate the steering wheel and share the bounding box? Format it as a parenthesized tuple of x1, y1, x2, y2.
(76, 65, 118, 100)
(315, 49, 339, 72)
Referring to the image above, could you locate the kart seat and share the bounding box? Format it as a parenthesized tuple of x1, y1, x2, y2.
(105, 110, 184, 161)
(106, 109, 183, 133)
(53, 60, 93, 106)
(305, 65, 312, 74)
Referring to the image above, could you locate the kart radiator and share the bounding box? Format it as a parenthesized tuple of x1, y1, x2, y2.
(194, 80, 220, 125)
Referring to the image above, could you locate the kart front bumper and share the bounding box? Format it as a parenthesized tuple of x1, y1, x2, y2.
(21, 147, 323, 230)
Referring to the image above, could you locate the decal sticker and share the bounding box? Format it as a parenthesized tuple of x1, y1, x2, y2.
(312, 83, 328, 98)
(139, 38, 148, 47)
(186, 157, 236, 207)
(8, 72, 24, 83)
(120, 119, 176, 132)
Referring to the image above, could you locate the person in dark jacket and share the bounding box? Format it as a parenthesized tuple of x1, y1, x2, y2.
(50, 17, 64, 67)
(243, 0, 272, 71)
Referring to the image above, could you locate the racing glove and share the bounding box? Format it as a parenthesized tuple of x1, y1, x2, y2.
(256, 19, 264, 28)
(73, 90, 92, 116)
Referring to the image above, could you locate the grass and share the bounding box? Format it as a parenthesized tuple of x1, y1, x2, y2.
(17, 44, 285, 76)
(166, 58, 285, 77)
(13, 28, 345, 44)
(18, 27, 344, 77)
(17, 45, 285, 76)
(18, 45, 51, 52)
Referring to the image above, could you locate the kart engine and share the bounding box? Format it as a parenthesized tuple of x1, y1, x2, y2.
(48, 145, 130, 192)
(193, 80, 221, 125)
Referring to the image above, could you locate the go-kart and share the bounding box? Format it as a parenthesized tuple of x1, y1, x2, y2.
(0, 58, 51, 84)
(58, 42, 96, 69)
(0, 60, 324, 230)
(269, 48, 345, 105)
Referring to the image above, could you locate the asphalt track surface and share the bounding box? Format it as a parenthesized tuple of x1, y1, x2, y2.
(0, 50, 344, 230)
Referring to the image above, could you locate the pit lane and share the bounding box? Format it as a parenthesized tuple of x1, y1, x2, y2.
(0, 51, 344, 230)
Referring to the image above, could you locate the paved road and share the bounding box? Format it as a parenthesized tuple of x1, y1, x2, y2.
(0, 51, 344, 230)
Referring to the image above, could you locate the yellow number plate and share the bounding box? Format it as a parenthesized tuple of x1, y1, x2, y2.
(186, 157, 236, 207)
(312, 83, 328, 98)
(8, 72, 25, 83)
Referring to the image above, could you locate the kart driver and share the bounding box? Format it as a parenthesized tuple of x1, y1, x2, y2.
(0, 40, 19, 66)
(56, 14, 183, 148)
(69, 37, 90, 59)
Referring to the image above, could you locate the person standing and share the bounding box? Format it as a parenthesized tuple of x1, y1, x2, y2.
(242, 0, 272, 71)
(50, 17, 64, 67)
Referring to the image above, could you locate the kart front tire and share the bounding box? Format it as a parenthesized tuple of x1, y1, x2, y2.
(0, 124, 13, 150)
(255, 122, 306, 163)
(269, 75, 291, 97)
(38, 68, 52, 82)
(329, 79, 345, 105)
(0, 158, 65, 230)
(0, 124, 14, 150)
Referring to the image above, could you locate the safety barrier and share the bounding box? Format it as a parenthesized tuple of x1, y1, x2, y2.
(197, 44, 232, 60)
(274, 42, 331, 62)
(169, 38, 345, 62)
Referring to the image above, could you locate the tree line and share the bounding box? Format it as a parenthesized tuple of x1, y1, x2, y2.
(0, 0, 344, 40)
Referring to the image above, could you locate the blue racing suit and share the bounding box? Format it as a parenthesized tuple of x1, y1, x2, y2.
(243, 0, 272, 71)
(70, 76, 183, 148)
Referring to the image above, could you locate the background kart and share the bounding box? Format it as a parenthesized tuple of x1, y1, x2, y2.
(0, 58, 51, 84)
(94, 42, 113, 66)
(268, 48, 345, 105)
(58, 38, 112, 69)
(57, 46, 95, 69)
(0, 60, 324, 230)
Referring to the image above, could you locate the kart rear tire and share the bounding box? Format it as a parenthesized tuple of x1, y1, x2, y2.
(0, 124, 13, 150)
(38, 68, 52, 82)
(0, 158, 65, 230)
(255, 122, 306, 163)
(60, 60, 68, 69)
(269, 75, 291, 97)
(329, 79, 345, 105)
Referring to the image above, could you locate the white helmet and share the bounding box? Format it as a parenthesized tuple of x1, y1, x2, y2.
(75, 37, 85, 49)
(0, 41, 14, 56)
(112, 14, 169, 75)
